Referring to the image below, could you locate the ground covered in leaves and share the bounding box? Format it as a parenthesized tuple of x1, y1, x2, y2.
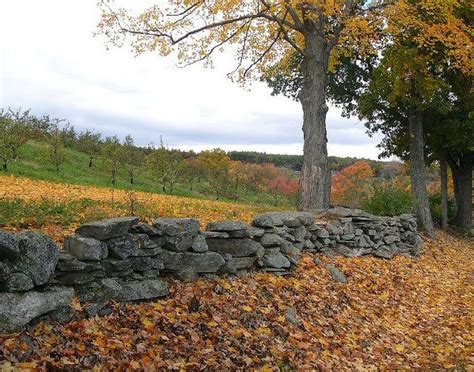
(0, 230, 472, 370)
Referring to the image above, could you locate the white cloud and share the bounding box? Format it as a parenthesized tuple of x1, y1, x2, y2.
(0, 0, 385, 159)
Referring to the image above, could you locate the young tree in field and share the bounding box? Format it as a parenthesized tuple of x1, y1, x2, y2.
(76, 130, 102, 168)
(101, 136, 122, 185)
(98, 0, 390, 211)
(46, 120, 67, 172)
(182, 157, 204, 192)
(147, 140, 184, 194)
(121, 134, 142, 185)
(0, 109, 32, 171)
(331, 161, 375, 208)
(198, 149, 232, 199)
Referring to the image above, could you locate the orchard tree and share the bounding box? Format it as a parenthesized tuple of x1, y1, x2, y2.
(46, 120, 67, 172)
(0, 108, 32, 171)
(121, 134, 142, 185)
(147, 140, 184, 193)
(198, 149, 232, 199)
(101, 136, 123, 184)
(98, 0, 389, 210)
(77, 130, 102, 168)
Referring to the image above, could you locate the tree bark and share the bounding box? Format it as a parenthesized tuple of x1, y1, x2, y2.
(2, 160, 7, 171)
(448, 152, 472, 230)
(89, 156, 93, 168)
(408, 108, 435, 237)
(298, 28, 330, 211)
(440, 152, 448, 229)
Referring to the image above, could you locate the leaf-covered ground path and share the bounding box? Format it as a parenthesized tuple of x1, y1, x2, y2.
(0, 230, 472, 369)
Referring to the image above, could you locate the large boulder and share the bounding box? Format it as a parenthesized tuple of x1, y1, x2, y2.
(159, 250, 225, 273)
(0, 286, 74, 333)
(76, 217, 139, 240)
(11, 231, 59, 286)
(64, 235, 108, 261)
(0, 230, 20, 260)
(207, 238, 265, 257)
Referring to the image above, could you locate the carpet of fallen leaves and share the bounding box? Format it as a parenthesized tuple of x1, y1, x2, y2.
(0, 175, 473, 369)
(0, 232, 472, 369)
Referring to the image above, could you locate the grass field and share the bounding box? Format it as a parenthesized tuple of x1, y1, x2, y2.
(5, 141, 289, 208)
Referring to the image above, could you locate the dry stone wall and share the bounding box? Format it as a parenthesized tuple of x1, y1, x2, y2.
(0, 208, 423, 333)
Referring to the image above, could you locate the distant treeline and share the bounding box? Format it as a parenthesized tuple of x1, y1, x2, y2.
(228, 151, 392, 174)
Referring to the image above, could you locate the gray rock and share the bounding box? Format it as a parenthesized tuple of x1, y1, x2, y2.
(153, 218, 200, 236)
(260, 234, 284, 247)
(285, 306, 300, 325)
(207, 238, 265, 257)
(135, 247, 163, 257)
(384, 235, 399, 244)
(49, 305, 76, 324)
(0, 230, 19, 260)
(56, 270, 103, 285)
(252, 214, 278, 228)
(130, 257, 162, 272)
(202, 231, 230, 239)
(64, 235, 108, 261)
(112, 278, 169, 302)
(0, 272, 34, 292)
(133, 234, 161, 249)
(228, 230, 250, 238)
(0, 286, 74, 333)
(178, 268, 199, 282)
(106, 234, 137, 260)
(326, 263, 347, 284)
(262, 252, 291, 269)
(248, 227, 265, 237)
(13, 231, 59, 286)
(291, 226, 307, 242)
(314, 228, 329, 239)
(218, 260, 237, 275)
(191, 234, 208, 253)
(206, 220, 248, 232)
(76, 217, 139, 240)
(304, 240, 315, 250)
(164, 233, 194, 252)
(129, 223, 160, 236)
(159, 250, 225, 273)
(102, 259, 132, 273)
(231, 256, 257, 270)
(374, 245, 396, 259)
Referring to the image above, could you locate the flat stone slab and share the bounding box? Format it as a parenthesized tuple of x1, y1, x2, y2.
(206, 220, 249, 232)
(207, 238, 264, 257)
(64, 235, 108, 261)
(76, 217, 139, 240)
(153, 218, 200, 236)
(159, 250, 225, 273)
(0, 286, 74, 333)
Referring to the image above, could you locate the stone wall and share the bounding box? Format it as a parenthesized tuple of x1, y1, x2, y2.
(0, 208, 423, 333)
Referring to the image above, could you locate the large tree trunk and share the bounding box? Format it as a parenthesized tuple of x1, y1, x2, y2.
(298, 28, 330, 211)
(408, 108, 435, 238)
(440, 152, 448, 229)
(448, 152, 472, 230)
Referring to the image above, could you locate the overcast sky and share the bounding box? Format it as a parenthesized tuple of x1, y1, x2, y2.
(0, 1, 386, 159)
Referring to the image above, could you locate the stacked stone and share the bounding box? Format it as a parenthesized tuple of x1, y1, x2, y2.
(204, 221, 263, 276)
(307, 208, 423, 258)
(154, 218, 225, 280)
(0, 230, 73, 333)
(251, 212, 315, 274)
(59, 217, 169, 305)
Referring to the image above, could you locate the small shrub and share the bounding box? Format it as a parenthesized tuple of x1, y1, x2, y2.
(429, 193, 457, 225)
(362, 186, 413, 216)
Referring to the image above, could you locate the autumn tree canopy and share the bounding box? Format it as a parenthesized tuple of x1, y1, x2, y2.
(97, 0, 389, 211)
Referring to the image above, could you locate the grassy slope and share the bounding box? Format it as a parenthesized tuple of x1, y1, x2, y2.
(6, 141, 286, 207)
